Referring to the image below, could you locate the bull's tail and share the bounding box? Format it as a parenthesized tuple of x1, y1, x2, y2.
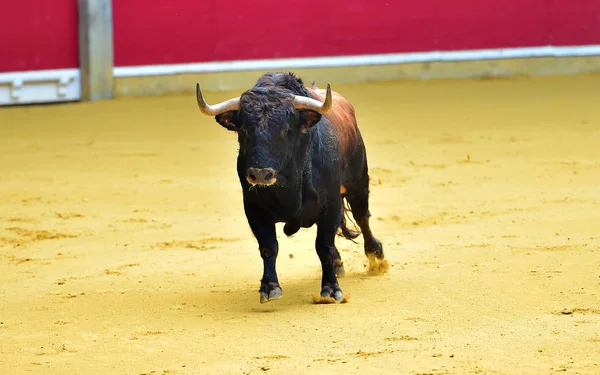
(338, 197, 361, 242)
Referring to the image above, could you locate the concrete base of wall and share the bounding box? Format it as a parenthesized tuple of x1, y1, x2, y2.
(114, 55, 600, 97)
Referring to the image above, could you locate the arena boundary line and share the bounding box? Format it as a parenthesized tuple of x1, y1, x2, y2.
(2, 45, 599, 104)
(113, 45, 600, 78)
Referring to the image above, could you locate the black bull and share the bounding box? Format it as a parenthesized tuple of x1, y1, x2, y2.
(195, 72, 386, 303)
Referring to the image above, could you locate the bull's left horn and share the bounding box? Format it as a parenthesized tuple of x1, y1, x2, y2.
(293, 83, 333, 114)
(196, 82, 240, 116)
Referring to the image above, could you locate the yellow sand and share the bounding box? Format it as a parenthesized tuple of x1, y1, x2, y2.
(1, 74, 599, 374)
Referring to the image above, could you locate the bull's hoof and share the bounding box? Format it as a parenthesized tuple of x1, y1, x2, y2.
(333, 260, 346, 278)
(321, 284, 343, 302)
(365, 238, 384, 259)
(259, 284, 282, 304)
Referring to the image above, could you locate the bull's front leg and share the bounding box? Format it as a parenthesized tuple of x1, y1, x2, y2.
(245, 205, 282, 304)
(315, 205, 344, 302)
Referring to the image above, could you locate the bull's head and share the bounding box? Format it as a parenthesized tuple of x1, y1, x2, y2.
(195, 82, 332, 187)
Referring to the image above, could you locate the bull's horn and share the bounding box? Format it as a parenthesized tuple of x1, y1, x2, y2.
(196, 82, 240, 116)
(293, 83, 333, 114)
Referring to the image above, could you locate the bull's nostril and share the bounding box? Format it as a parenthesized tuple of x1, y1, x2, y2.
(249, 173, 256, 181)
(264, 172, 273, 181)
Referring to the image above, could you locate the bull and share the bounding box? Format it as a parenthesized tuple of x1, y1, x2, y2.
(195, 72, 386, 303)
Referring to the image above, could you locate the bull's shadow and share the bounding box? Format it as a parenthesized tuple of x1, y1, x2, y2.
(183, 260, 390, 315)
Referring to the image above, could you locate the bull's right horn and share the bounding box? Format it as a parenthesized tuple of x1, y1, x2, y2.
(196, 82, 240, 116)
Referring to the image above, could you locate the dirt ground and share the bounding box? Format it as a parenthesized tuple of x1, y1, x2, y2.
(1, 74, 599, 375)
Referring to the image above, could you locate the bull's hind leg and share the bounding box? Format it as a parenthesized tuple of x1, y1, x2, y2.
(346, 182, 388, 275)
(332, 245, 345, 278)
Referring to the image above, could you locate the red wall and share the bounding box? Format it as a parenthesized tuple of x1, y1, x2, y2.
(0, 1, 79, 72)
(112, 0, 600, 67)
(0, 0, 598, 73)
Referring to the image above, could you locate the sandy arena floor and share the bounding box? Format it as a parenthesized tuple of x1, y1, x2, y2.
(1, 74, 599, 374)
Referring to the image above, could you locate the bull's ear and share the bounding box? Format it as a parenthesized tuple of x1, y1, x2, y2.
(298, 110, 322, 133)
(215, 111, 240, 131)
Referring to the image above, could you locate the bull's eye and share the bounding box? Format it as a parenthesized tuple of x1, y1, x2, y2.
(281, 128, 290, 137)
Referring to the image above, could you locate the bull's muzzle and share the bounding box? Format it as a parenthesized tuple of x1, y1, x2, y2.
(246, 167, 277, 186)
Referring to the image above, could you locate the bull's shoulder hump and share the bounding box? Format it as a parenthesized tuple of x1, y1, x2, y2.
(305, 88, 359, 156)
